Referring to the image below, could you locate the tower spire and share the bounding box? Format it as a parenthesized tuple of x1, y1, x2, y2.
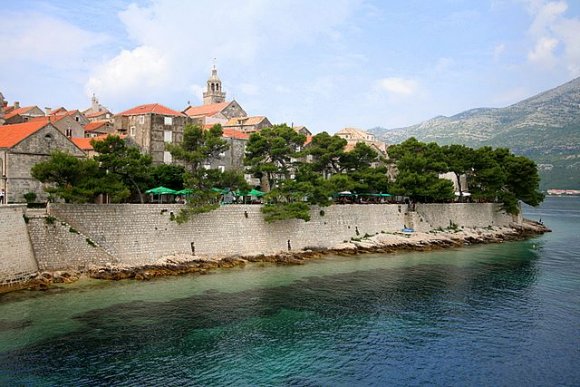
(203, 60, 226, 105)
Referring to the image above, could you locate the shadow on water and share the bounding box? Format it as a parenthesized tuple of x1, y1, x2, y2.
(0, 244, 541, 386)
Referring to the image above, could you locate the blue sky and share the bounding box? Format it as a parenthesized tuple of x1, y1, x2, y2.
(1, 0, 579, 133)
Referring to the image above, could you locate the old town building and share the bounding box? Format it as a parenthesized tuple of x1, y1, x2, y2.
(114, 103, 194, 164)
(0, 120, 85, 203)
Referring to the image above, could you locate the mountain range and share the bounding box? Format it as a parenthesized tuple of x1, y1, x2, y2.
(369, 77, 580, 190)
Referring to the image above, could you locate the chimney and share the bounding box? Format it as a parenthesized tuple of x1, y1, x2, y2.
(14, 101, 20, 109)
(45, 107, 52, 115)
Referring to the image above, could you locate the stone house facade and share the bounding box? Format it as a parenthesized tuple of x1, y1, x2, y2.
(335, 127, 388, 156)
(222, 116, 272, 133)
(114, 103, 196, 164)
(84, 120, 116, 138)
(0, 121, 86, 203)
(28, 115, 85, 138)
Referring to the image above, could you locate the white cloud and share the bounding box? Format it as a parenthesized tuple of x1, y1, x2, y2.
(0, 12, 108, 67)
(528, 37, 559, 66)
(84, 0, 360, 109)
(523, 0, 580, 75)
(86, 46, 170, 103)
(377, 77, 419, 96)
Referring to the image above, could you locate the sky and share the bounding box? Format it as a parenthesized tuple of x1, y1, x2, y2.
(1, 0, 579, 133)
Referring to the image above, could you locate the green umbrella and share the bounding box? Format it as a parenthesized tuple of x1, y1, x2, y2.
(145, 186, 178, 195)
(248, 189, 265, 197)
(235, 189, 265, 197)
(175, 189, 193, 195)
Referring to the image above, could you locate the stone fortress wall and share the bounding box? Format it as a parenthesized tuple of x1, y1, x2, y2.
(0, 205, 39, 286)
(0, 203, 519, 286)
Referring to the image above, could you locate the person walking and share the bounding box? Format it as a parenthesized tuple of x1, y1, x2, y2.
(0, 189, 5, 205)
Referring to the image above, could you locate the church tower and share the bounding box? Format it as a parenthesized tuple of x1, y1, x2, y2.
(203, 64, 226, 105)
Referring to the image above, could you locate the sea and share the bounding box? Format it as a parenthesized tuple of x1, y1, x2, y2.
(0, 197, 578, 386)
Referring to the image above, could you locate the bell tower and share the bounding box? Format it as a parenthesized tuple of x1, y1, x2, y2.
(203, 63, 226, 105)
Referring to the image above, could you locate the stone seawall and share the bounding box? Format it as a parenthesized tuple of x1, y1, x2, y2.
(27, 216, 115, 271)
(48, 204, 406, 266)
(0, 203, 521, 290)
(0, 205, 38, 286)
(48, 203, 517, 267)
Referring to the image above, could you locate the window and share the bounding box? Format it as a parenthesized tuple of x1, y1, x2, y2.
(75, 116, 80, 122)
(163, 151, 173, 164)
(164, 116, 173, 126)
(65, 129, 72, 137)
(164, 130, 172, 143)
(219, 151, 226, 158)
(203, 164, 211, 170)
(218, 165, 225, 172)
(130, 126, 136, 136)
(139, 115, 145, 124)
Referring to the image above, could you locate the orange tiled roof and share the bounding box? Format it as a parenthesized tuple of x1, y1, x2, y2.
(84, 120, 109, 132)
(71, 134, 124, 151)
(0, 120, 50, 148)
(305, 135, 313, 145)
(28, 115, 67, 124)
(118, 103, 185, 117)
(222, 128, 250, 140)
(184, 102, 229, 117)
(3, 106, 38, 120)
(48, 107, 67, 115)
(71, 137, 94, 151)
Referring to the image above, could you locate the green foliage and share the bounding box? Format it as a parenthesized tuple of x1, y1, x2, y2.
(261, 202, 311, 223)
(23, 192, 37, 203)
(150, 164, 185, 190)
(389, 138, 544, 214)
(166, 124, 229, 175)
(305, 132, 347, 177)
(244, 124, 306, 191)
(389, 138, 454, 202)
(32, 151, 124, 203)
(45, 215, 56, 225)
(86, 238, 96, 247)
(174, 190, 221, 224)
(92, 135, 153, 203)
(167, 124, 234, 221)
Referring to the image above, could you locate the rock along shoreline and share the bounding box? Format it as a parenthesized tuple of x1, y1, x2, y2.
(5, 219, 550, 293)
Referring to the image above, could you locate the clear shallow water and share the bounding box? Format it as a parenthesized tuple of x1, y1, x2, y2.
(0, 197, 579, 386)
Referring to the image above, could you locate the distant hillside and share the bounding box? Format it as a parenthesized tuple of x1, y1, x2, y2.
(370, 77, 580, 190)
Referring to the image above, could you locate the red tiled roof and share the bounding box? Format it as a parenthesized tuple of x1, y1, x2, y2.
(184, 102, 229, 117)
(0, 120, 50, 148)
(28, 115, 67, 124)
(222, 128, 250, 140)
(48, 107, 67, 115)
(84, 120, 109, 132)
(305, 135, 313, 145)
(71, 137, 94, 151)
(3, 106, 38, 120)
(118, 103, 185, 117)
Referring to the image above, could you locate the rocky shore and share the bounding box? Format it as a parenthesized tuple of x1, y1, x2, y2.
(12, 219, 550, 292)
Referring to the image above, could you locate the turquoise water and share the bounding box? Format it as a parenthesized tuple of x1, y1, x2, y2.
(0, 197, 579, 386)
